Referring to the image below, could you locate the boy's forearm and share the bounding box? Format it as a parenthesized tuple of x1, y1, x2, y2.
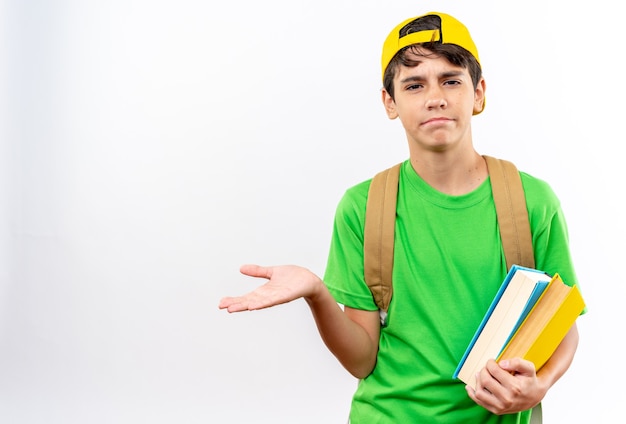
(305, 285, 379, 378)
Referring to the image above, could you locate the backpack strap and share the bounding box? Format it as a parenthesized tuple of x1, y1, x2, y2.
(364, 157, 535, 325)
(483, 155, 535, 270)
(363, 162, 401, 324)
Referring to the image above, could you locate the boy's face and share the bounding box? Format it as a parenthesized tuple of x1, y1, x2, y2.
(382, 50, 485, 153)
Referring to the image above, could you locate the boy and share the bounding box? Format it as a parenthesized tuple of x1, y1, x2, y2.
(219, 11, 581, 423)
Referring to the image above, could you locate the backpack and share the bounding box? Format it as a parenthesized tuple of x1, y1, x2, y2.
(362, 155, 542, 422)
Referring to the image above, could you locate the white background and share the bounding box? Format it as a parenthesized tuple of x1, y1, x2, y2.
(1, 0, 623, 422)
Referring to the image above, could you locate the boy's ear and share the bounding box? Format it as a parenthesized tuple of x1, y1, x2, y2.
(382, 89, 398, 119)
(473, 77, 486, 115)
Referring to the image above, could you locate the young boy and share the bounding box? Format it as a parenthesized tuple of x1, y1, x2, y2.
(219, 11, 581, 423)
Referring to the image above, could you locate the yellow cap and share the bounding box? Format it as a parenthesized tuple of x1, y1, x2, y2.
(381, 12, 483, 114)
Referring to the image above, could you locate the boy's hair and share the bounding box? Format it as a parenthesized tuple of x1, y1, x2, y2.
(382, 43, 482, 100)
(381, 12, 484, 113)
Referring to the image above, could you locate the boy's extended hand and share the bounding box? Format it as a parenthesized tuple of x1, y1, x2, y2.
(219, 264, 323, 313)
(466, 358, 546, 415)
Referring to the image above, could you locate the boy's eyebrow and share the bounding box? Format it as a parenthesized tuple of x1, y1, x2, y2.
(399, 70, 466, 84)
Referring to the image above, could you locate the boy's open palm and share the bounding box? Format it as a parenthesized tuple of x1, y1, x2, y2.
(219, 264, 322, 313)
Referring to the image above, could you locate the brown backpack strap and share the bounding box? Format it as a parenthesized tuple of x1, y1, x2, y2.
(364, 162, 401, 320)
(483, 155, 535, 269)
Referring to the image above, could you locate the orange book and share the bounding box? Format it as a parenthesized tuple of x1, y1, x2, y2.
(497, 274, 585, 370)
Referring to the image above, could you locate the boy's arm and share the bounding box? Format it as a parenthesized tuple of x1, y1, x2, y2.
(219, 264, 380, 379)
(533, 322, 579, 388)
(307, 296, 380, 379)
(467, 323, 579, 414)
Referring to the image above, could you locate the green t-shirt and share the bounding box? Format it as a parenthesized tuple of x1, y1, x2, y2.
(324, 160, 579, 423)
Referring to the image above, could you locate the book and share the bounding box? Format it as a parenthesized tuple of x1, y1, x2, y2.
(497, 273, 585, 370)
(453, 265, 555, 389)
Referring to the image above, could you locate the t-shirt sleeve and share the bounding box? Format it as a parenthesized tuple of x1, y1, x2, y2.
(323, 181, 378, 311)
(521, 173, 582, 292)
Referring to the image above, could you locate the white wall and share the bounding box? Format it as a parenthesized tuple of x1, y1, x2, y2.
(1, 1, 622, 422)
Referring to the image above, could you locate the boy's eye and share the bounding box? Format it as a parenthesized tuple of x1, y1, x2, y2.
(444, 80, 461, 86)
(406, 84, 423, 90)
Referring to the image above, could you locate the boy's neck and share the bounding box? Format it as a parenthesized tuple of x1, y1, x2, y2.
(409, 151, 488, 196)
